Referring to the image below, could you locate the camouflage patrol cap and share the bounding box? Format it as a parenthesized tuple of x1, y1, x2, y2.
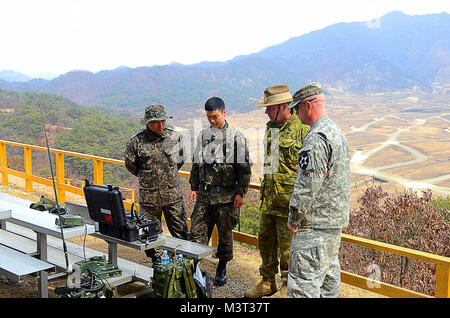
(255, 84, 293, 107)
(288, 82, 324, 109)
(140, 104, 172, 124)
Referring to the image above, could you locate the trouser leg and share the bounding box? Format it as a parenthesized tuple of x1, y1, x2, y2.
(287, 228, 342, 298)
(141, 205, 163, 260)
(190, 202, 237, 263)
(258, 214, 278, 278)
(320, 230, 342, 298)
(190, 201, 215, 246)
(214, 202, 238, 262)
(162, 199, 189, 240)
(275, 216, 292, 283)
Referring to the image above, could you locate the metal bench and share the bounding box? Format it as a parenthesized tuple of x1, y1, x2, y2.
(0, 225, 153, 285)
(160, 235, 216, 260)
(0, 244, 55, 283)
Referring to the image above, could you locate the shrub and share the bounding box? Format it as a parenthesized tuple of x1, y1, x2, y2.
(342, 184, 450, 296)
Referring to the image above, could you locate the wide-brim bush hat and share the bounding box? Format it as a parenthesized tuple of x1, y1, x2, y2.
(255, 84, 293, 107)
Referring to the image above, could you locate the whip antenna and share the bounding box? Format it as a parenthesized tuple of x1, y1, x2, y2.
(38, 103, 70, 269)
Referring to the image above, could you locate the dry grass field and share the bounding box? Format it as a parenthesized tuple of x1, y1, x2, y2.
(224, 89, 450, 202)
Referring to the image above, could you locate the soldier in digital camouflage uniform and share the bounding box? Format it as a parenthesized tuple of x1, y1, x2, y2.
(189, 96, 252, 286)
(287, 83, 350, 298)
(124, 104, 189, 262)
(244, 85, 309, 298)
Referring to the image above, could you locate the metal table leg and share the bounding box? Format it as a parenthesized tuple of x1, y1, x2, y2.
(108, 242, 118, 266)
(36, 232, 48, 298)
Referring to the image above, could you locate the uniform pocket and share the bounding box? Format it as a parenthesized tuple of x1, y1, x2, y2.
(222, 164, 235, 187)
(137, 144, 154, 169)
(272, 173, 297, 209)
(162, 140, 180, 163)
(230, 207, 240, 229)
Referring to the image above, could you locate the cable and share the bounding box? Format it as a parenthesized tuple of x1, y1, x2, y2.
(83, 223, 87, 261)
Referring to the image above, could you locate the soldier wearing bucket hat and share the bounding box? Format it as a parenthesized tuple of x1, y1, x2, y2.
(286, 82, 350, 298)
(244, 85, 309, 298)
(140, 104, 173, 124)
(125, 104, 189, 263)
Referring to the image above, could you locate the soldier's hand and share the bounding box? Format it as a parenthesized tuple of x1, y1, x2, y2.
(233, 195, 244, 209)
(190, 191, 198, 202)
(287, 223, 298, 234)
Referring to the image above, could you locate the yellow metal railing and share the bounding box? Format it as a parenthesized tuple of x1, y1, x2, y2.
(0, 139, 449, 298)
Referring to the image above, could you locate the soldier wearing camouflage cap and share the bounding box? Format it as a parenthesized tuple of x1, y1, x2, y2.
(124, 104, 189, 262)
(287, 83, 350, 298)
(244, 85, 309, 298)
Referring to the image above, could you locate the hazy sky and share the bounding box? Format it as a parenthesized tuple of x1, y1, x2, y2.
(1, 0, 449, 78)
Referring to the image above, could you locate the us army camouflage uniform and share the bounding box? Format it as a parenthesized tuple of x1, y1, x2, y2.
(124, 105, 189, 260)
(258, 115, 309, 283)
(287, 115, 350, 298)
(189, 121, 252, 262)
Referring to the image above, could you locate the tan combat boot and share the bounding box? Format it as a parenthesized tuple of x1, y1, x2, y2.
(244, 277, 278, 298)
(267, 282, 287, 298)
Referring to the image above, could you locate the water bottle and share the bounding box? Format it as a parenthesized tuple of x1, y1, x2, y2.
(161, 250, 170, 264)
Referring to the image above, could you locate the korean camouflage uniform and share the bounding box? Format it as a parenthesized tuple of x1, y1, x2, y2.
(259, 115, 309, 283)
(287, 114, 350, 298)
(189, 121, 252, 262)
(124, 105, 189, 260)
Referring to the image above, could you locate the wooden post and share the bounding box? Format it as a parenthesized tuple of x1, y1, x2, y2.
(211, 225, 219, 258)
(24, 147, 32, 193)
(93, 159, 103, 185)
(0, 142, 8, 186)
(435, 264, 450, 298)
(55, 152, 65, 204)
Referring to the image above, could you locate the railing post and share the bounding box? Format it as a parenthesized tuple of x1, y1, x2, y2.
(55, 152, 65, 204)
(435, 264, 450, 298)
(0, 142, 8, 186)
(211, 225, 219, 258)
(93, 159, 103, 185)
(24, 146, 32, 193)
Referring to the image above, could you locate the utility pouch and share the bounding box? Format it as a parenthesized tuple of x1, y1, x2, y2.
(151, 258, 198, 298)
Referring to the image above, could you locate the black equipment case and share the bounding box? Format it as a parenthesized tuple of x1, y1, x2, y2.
(83, 180, 160, 242)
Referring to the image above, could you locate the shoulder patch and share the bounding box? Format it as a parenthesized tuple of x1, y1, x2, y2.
(298, 144, 313, 171)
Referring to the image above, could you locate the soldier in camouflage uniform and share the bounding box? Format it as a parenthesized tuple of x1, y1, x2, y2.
(124, 104, 189, 262)
(189, 96, 252, 286)
(287, 83, 350, 298)
(244, 85, 309, 298)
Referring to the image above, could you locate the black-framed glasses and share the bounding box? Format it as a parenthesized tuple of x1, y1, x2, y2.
(293, 97, 316, 111)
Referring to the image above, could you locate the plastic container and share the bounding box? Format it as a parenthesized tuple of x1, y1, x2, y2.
(161, 250, 170, 264)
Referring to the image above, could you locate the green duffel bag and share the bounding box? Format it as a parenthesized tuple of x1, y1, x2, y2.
(151, 258, 198, 298)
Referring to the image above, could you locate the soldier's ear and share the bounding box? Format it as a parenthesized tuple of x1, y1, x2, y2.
(223, 109, 226, 117)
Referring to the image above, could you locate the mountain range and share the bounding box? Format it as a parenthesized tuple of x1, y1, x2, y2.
(0, 11, 448, 119)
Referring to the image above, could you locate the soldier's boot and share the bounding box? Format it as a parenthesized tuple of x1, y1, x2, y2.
(214, 260, 227, 286)
(244, 277, 277, 298)
(267, 281, 287, 298)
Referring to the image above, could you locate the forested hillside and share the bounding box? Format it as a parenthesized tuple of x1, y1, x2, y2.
(0, 89, 141, 186)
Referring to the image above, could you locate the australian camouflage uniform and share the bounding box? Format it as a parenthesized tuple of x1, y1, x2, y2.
(189, 120, 252, 263)
(258, 114, 309, 285)
(124, 104, 189, 260)
(287, 83, 350, 298)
